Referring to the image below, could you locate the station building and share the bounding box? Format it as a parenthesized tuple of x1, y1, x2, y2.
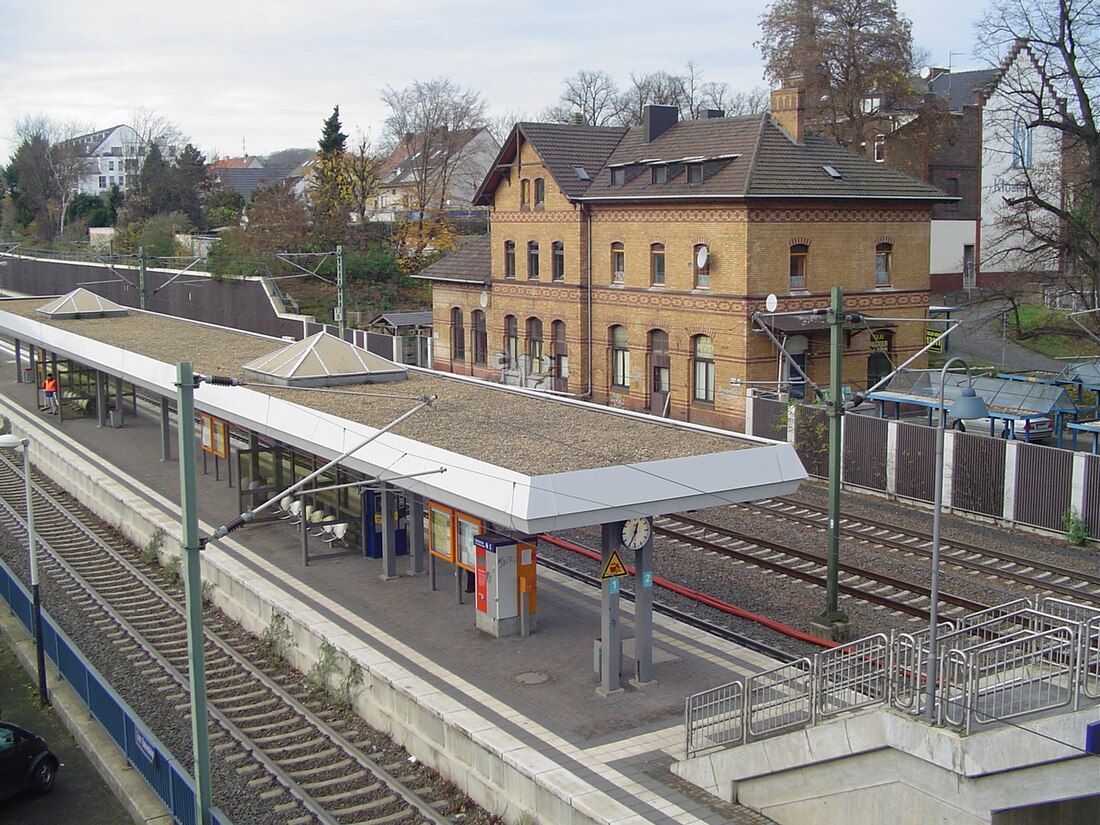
(419, 85, 952, 431)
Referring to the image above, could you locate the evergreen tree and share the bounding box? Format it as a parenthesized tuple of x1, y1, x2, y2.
(318, 106, 348, 156)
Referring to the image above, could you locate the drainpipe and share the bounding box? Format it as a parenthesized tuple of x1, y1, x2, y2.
(583, 203, 593, 398)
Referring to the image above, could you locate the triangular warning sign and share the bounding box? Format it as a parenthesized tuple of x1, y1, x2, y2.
(601, 550, 628, 580)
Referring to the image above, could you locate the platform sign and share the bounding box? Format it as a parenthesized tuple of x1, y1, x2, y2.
(601, 549, 628, 580)
(642, 570, 653, 588)
(925, 328, 943, 354)
(608, 578, 620, 595)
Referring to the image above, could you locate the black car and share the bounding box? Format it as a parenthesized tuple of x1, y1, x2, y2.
(0, 721, 60, 800)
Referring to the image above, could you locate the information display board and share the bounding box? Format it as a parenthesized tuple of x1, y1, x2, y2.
(199, 413, 229, 458)
(428, 503, 454, 562)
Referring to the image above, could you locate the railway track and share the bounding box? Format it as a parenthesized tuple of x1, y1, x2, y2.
(654, 513, 989, 623)
(0, 453, 488, 825)
(743, 497, 1100, 606)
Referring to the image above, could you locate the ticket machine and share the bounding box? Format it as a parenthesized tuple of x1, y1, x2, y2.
(363, 489, 408, 558)
(474, 532, 537, 638)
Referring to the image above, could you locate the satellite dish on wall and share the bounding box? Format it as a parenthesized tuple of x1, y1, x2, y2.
(479, 290, 490, 308)
(765, 293, 778, 312)
(919, 66, 932, 79)
(696, 245, 709, 269)
(784, 334, 809, 355)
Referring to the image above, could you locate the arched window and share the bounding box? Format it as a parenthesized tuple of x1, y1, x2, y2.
(611, 325, 630, 388)
(552, 241, 565, 280)
(534, 178, 545, 207)
(527, 241, 540, 279)
(503, 241, 516, 278)
(693, 244, 710, 289)
(790, 244, 809, 290)
(520, 178, 531, 208)
(611, 242, 625, 284)
(650, 243, 665, 286)
(875, 242, 892, 286)
(504, 315, 518, 368)
(527, 317, 546, 373)
(451, 307, 465, 361)
(693, 335, 715, 403)
(472, 310, 487, 364)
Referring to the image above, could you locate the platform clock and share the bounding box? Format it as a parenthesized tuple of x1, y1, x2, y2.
(620, 517, 651, 550)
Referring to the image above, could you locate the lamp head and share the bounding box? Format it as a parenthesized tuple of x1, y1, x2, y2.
(0, 434, 27, 450)
(950, 386, 989, 421)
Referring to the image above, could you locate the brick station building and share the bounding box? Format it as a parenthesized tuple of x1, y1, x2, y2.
(419, 85, 951, 430)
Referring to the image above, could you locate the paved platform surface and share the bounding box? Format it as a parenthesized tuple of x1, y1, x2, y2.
(0, 373, 781, 825)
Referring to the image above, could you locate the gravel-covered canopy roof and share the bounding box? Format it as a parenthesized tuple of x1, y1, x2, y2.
(0, 299, 805, 531)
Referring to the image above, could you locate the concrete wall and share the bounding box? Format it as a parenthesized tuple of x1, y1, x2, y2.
(0, 255, 305, 340)
(673, 704, 1099, 825)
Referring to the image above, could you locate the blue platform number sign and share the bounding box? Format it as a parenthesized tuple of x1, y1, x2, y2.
(134, 729, 158, 766)
(608, 578, 620, 595)
(642, 571, 653, 588)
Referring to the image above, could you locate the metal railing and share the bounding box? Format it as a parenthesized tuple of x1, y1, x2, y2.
(684, 598, 1100, 758)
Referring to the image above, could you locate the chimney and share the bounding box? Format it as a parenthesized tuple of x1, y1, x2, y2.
(770, 75, 806, 143)
(704, 109, 725, 119)
(569, 111, 586, 127)
(642, 104, 679, 143)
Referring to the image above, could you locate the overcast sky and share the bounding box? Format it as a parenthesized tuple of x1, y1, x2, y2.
(2, 0, 991, 165)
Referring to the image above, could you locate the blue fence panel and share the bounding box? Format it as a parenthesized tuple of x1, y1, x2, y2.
(0, 557, 231, 825)
(170, 767, 197, 825)
(54, 634, 91, 706)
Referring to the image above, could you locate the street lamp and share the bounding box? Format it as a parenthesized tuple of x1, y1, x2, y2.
(925, 357, 988, 722)
(0, 434, 48, 705)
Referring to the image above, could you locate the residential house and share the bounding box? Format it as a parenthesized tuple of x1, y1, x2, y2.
(417, 88, 949, 431)
(65, 125, 146, 196)
(877, 41, 1065, 292)
(373, 127, 499, 222)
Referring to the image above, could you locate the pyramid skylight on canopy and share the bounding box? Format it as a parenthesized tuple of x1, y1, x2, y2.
(36, 288, 128, 319)
(242, 331, 408, 387)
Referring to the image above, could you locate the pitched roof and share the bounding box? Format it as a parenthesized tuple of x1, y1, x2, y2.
(577, 114, 948, 202)
(381, 127, 488, 186)
(414, 235, 491, 284)
(929, 69, 1000, 111)
(474, 122, 628, 204)
(370, 310, 433, 327)
(211, 167, 297, 198)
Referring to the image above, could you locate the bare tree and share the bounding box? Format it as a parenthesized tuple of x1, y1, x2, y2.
(129, 107, 188, 160)
(380, 77, 487, 242)
(11, 115, 93, 237)
(485, 109, 532, 145)
(620, 71, 690, 125)
(973, 0, 1100, 336)
(544, 70, 625, 126)
(346, 130, 384, 227)
(757, 0, 919, 146)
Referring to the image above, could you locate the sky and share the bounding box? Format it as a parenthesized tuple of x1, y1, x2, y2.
(1, 0, 991, 166)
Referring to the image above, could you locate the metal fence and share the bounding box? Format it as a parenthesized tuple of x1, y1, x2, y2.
(684, 598, 1100, 757)
(753, 396, 1099, 539)
(0, 558, 233, 825)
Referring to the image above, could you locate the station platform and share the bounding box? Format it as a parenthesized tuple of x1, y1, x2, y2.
(0, 372, 782, 825)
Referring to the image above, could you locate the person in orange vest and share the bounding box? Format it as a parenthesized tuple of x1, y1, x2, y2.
(42, 373, 58, 415)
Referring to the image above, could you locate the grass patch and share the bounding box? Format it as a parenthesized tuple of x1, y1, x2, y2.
(1012, 305, 1100, 359)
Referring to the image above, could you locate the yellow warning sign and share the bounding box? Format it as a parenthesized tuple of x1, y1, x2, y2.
(601, 550, 628, 580)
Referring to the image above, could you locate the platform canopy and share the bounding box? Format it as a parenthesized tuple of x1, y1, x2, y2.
(0, 305, 807, 534)
(867, 370, 1077, 419)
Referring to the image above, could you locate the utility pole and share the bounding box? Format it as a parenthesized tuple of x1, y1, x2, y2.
(336, 244, 346, 337)
(176, 362, 212, 825)
(139, 246, 148, 310)
(813, 286, 851, 641)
